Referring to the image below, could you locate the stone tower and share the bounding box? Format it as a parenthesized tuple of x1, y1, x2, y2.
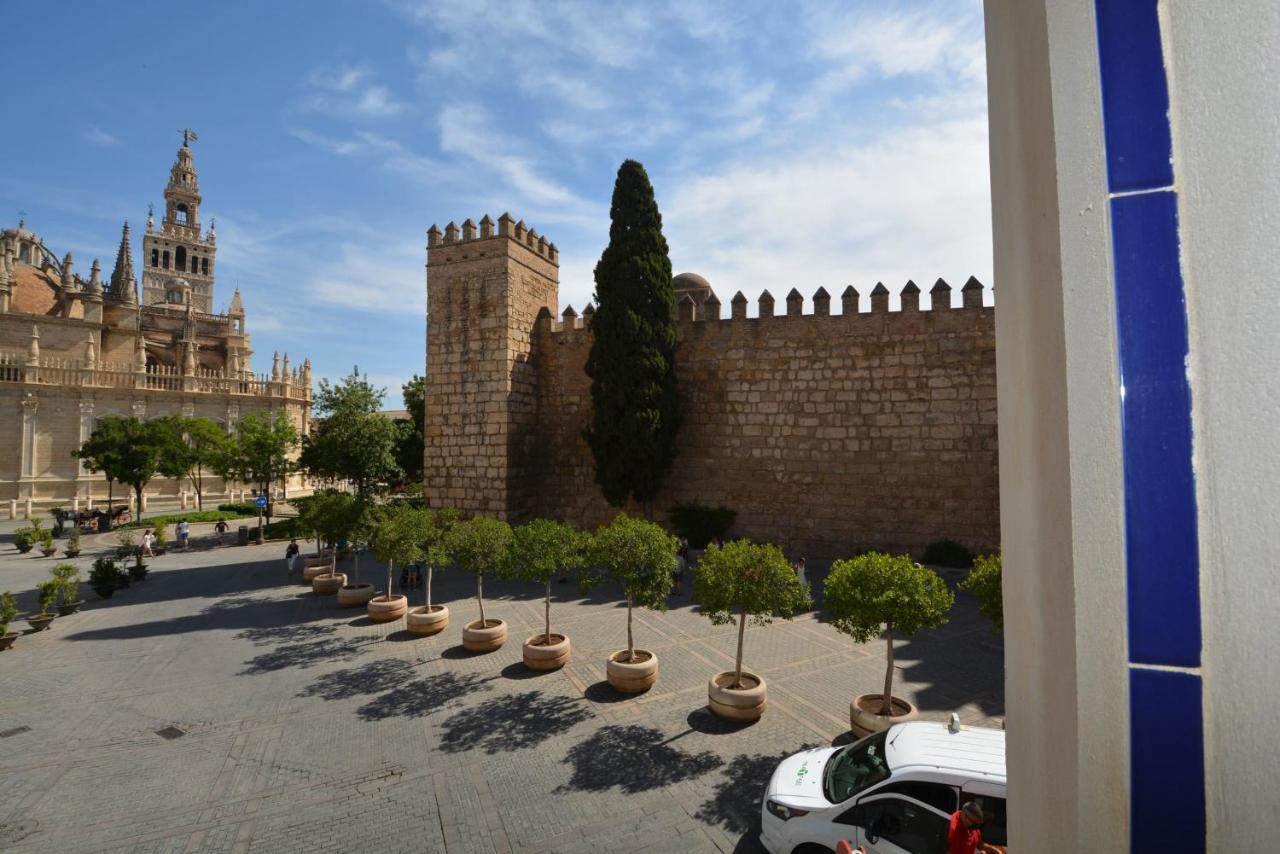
(141, 131, 218, 312)
(423, 213, 559, 520)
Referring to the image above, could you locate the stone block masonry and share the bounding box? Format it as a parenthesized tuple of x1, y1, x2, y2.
(425, 216, 998, 558)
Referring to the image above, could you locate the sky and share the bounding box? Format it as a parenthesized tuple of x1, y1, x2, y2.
(0, 1, 991, 408)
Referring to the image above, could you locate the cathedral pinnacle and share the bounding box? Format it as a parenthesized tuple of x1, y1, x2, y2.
(108, 221, 137, 303)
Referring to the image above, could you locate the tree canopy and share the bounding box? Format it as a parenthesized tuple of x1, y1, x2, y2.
(582, 513, 677, 610)
(584, 160, 681, 513)
(395, 374, 426, 483)
(694, 540, 811, 627)
(226, 411, 298, 511)
(153, 416, 233, 510)
(74, 416, 167, 513)
(959, 552, 1003, 634)
(301, 366, 401, 496)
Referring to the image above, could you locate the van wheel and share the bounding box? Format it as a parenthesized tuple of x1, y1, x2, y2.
(792, 845, 834, 854)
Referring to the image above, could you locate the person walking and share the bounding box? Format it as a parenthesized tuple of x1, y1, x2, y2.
(285, 539, 300, 575)
(214, 520, 228, 545)
(177, 518, 191, 549)
(947, 801, 1000, 854)
(673, 537, 689, 595)
(794, 557, 807, 586)
(141, 529, 156, 558)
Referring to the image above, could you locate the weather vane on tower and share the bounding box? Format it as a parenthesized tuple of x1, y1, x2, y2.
(180, 128, 199, 146)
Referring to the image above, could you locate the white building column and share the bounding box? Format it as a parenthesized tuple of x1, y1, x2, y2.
(19, 393, 38, 494)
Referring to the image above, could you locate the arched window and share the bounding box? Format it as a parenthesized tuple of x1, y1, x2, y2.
(190, 255, 198, 273)
(18, 244, 30, 263)
(201, 258, 208, 275)
(162, 250, 170, 269)
(151, 248, 159, 267)
(176, 204, 188, 224)
(175, 246, 186, 270)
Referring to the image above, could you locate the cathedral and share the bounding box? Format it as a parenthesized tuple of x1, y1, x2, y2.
(0, 134, 312, 515)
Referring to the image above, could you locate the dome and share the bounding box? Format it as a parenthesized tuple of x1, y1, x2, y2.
(673, 272, 712, 294)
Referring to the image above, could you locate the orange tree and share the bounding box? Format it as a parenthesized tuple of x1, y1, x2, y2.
(581, 514, 676, 662)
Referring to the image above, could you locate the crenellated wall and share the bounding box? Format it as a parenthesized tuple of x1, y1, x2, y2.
(530, 283, 998, 558)
(424, 215, 998, 559)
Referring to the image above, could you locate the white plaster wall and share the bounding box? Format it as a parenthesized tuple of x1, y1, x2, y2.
(986, 1, 1129, 847)
(1164, 3, 1280, 849)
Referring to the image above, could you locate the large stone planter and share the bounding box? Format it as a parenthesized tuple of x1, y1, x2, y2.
(523, 633, 571, 670)
(57, 601, 84, 617)
(407, 605, 449, 636)
(312, 572, 346, 595)
(462, 618, 507, 653)
(302, 562, 333, 582)
(303, 555, 330, 569)
(850, 693, 920, 736)
(708, 671, 767, 722)
(367, 594, 407, 623)
(26, 613, 56, 632)
(606, 649, 658, 693)
(0, 632, 18, 651)
(336, 583, 376, 608)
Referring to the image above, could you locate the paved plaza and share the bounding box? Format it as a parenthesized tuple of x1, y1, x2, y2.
(0, 520, 1003, 853)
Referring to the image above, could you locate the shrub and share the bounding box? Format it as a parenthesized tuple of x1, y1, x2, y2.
(959, 553, 1003, 634)
(13, 527, 36, 552)
(0, 591, 18, 635)
(51, 563, 81, 605)
(36, 579, 59, 614)
(261, 517, 303, 540)
(217, 502, 260, 515)
(37, 527, 54, 550)
(153, 521, 168, 549)
(119, 510, 245, 530)
(669, 503, 737, 549)
(116, 531, 136, 559)
(825, 552, 954, 716)
(128, 559, 148, 582)
(921, 539, 974, 568)
(90, 558, 119, 598)
(66, 527, 81, 553)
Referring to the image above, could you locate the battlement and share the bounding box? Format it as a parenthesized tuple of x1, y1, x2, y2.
(538, 277, 991, 334)
(426, 213, 559, 265)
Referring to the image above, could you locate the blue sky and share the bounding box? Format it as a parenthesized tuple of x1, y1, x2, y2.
(0, 1, 990, 408)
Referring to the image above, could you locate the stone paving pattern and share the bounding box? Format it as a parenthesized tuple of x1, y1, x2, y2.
(0, 523, 1002, 853)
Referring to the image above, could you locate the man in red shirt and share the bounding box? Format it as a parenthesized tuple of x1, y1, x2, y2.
(948, 801, 999, 854)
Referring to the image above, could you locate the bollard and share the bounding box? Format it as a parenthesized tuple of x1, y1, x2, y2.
(8, 500, 14, 520)
(73, 497, 80, 512)
(25, 498, 33, 520)
(180, 491, 188, 510)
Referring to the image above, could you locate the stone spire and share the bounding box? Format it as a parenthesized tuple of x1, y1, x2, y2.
(109, 221, 137, 303)
(86, 258, 102, 295)
(228, 287, 244, 316)
(60, 252, 77, 291)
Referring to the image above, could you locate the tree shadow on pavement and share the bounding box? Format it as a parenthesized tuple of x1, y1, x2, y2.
(695, 748, 816, 836)
(298, 658, 417, 701)
(356, 671, 492, 722)
(557, 724, 723, 794)
(237, 624, 337, 644)
(686, 707, 755, 735)
(439, 691, 594, 755)
(239, 635, 375, 675)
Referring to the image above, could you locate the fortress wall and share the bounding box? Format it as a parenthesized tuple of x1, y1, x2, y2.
(531, 297, 998, 559)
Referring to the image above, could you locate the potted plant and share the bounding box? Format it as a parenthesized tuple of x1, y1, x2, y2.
(64, 526, 81, 558)
(406, 508, 457, 636)
(51, 563, 84, 615)
(959, 552, 1002, 634)
(38, 526, 57, 558)
(337, 503, 378, 608)
(444, 516, 514, 652)
(27, 580, 59, 631)
(581, 514, 677, 693)
(824, 552, 955, 735)
(129, 542, 149, 582)
(0, 592, 19, 650)
(509, 518, 585, 669)
(299, 492, 355, 595)
(366, 504, 412, 623)
(152, 521, 169, 556)
(115, 531, 136, 561)
(13, 526, 36, 553)
(693, 540, 812, 721)
(90, 557, 119, 599)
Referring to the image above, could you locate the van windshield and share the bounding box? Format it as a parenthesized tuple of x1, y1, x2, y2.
(823, 731, 891, 803)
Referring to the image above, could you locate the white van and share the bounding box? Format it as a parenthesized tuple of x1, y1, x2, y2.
(760, 722, 1007, 854)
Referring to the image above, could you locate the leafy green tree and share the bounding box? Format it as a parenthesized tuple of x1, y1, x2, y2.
(368, 503, 421, 602)
(694, 540, 812, 689)
(75, 416, 166, 519)
(959, 553, 1003, 634)
(154, 416, 233, 510)
(824, 552, 955, 715)
(584, 160, 681, 517)
(444, 517, 513, 627)
(509, 519, 587, 645)
(295, 491, 362, 559)
(226, 411, 298, 522)
(301, 366, 401, 496)
(395, 374, 426, 482)
(581, 514, 677, 662)
(412, 507, 457, 610)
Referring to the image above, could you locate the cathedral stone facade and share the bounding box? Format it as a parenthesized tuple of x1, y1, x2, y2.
(424, 215, 999, 559)
(0, 136, 312, 514)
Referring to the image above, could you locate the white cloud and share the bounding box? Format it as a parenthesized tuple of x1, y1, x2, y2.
(302, 63, 406, 119)
(85, 126, 117, 147)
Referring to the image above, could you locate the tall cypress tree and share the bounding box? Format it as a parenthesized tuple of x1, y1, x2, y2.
(584, 160, 681, 515)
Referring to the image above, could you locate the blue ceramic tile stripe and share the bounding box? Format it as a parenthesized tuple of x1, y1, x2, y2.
(1094, 1, 1205, 850)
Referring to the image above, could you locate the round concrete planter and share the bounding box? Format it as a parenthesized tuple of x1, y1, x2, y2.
(0, 632, 18, 651)
(26, 613, 56, 632)
(367, 594, 407, 623)
(606, 649, 658, 694)
(407, 605, 449, 636)
(312, 572, 346, 595)
(462, 618, 507, 653)
(849, 693, 920, 737)
(336, 583, 376, 608)
(522, 633, 571, 670)
(708, 671, 767, 722)
(40, 548, 58, 558)
(302, 562, 332, 582)
(303, 555, 330, 569)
